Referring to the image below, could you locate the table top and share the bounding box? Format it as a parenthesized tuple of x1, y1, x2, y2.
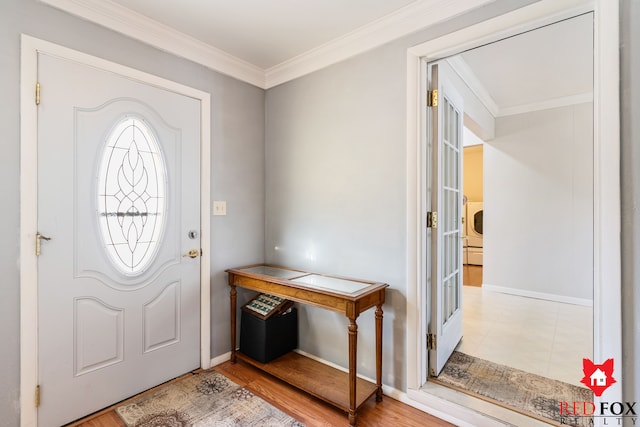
(226, 264, 388, 300)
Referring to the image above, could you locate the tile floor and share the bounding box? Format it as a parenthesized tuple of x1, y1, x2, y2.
(458, 285, 593, 387)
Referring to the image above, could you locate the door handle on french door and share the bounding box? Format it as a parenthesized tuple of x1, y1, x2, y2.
(35, 232, 52, 256)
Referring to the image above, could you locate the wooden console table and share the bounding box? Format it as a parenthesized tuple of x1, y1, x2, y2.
(226, 264, 388, 426)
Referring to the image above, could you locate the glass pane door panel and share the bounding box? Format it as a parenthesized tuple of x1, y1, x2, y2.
(441, 96, 461, 327)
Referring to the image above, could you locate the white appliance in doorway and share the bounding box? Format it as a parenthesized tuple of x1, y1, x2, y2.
(466, 202, 483, 265)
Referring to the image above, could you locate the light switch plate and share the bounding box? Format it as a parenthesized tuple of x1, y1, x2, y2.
(212, 200, 227, 216)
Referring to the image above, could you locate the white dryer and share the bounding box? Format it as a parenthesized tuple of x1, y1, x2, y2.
(466, 202, 483, 265)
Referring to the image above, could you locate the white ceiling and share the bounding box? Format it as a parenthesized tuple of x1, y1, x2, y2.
(109, 0, 418, 69)
(42, 0, 593, 113)
(455, 13, 593, 116)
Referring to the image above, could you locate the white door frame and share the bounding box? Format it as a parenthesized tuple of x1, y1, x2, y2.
(20, 35, 212, 427)
(405, 0, 621, 422)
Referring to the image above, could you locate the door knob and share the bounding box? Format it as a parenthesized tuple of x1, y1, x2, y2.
(183, 249, 200, 259)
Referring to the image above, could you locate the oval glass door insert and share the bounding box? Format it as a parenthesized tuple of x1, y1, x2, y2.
(97, 116, 167, 276)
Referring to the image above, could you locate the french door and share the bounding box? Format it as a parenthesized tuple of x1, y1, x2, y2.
(428, 61, 464, 377)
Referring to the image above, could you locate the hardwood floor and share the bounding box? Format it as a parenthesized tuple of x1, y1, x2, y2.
(67, 360, 453, 427)
(463, 264, 482, 287)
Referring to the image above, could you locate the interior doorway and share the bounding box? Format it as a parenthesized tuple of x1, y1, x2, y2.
(425, 15, 595, 419)
(405, 0, 621, 424)
(440, 8, 594, 357)
(461, 130, 484, 288)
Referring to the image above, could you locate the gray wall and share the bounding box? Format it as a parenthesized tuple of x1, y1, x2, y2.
(620, 0, 640, 414)
(264, 0, 538, 392)
(265, 42, 408, 388)
(0, 1, 265, 425)
(2, 0, 639, 425)
(484, 103, 594, 302)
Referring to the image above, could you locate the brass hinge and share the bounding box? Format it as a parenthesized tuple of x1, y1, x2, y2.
(426, 211, 438, 229)
(427, 333, 437, 350)
(35, 385, 41, 407)
(35, 82, 41, 105)
(427, 89, 438, 107)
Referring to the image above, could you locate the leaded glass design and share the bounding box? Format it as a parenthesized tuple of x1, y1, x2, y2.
(97, 116, 167, 275)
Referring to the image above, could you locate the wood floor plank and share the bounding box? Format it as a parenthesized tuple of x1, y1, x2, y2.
(247, 375, 348, 426)
(213, 360, 254, 386)
(71, 359, 454, 427)
(236, 351, 377, 411)
(66, 411, 124, 427)
(463, 265, 483, 287)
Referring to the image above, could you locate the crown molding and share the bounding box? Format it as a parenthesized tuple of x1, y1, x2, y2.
(264, 0, 495, 88)
(38, 0, 594, 110)
(497, 92, 593, 116)
(447, 56, 593, 118)
(39, 0, 496, 89)
(39, 0, 266, 87)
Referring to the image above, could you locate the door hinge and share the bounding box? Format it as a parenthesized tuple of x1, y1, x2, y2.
(35, 385, 41, 407)
(35, 82, 41, 106)
(427, 333, 437, 350)
(426, 211, 438, 229)
(427, 89, 438, 107)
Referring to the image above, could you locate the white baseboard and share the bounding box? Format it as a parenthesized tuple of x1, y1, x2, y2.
(482, 284, 593, 306)
(210, 351, 232, 367)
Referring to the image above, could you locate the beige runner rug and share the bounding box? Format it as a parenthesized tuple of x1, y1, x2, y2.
(431, 351, 593, 427)
(116, 369, 305, 426)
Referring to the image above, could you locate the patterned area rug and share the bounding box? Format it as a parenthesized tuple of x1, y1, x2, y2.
(432, 351, 593, 427)
(116, 370, 305, 427)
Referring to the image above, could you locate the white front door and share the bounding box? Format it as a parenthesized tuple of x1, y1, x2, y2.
(37, 52, 202, 426)
(428, 61, 464, 377)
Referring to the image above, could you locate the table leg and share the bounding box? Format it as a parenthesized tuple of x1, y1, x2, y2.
(375, 303, 384, 402)
(348, 316, 358, 426)
(230, 284, 237, 363)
